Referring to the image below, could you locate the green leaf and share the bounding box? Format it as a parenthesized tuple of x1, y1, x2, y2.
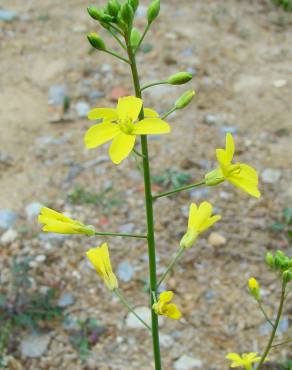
(272, 222, 285, 231)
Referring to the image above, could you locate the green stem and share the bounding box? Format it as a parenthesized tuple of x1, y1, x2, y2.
(104, 49, 130, 64)
(114, 289, 151, 331)
(108, 28, 127, 50)
(126, 34, 162, 370)
(153, 180, 205, 200)
(257, 302, 275, 329)
(135, 23, 151, 53)
(94, 231, 147, 239)
(133, 147, 145, 158)
(271, 338, 292, 349)
(157, 246, 184, 288)
(141, 81, 168, 92)
(161, 107, 177, 120)
(255, 282, 287, 370)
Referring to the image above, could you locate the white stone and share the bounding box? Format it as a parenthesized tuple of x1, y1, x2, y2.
(174, 355, 203, 370)
(25, 202, 43, 221)
(273, 79, 287, 88)
(262, 168, 282, 184)
(159, 333, 174, 348)
(1, 229, 18, 245)
(208, 232, 226, 247)
(21, 334, 51, 358)
(125, 306, 164, 329)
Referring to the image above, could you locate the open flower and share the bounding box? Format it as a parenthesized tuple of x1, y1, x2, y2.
(85, 96, 171, 164)
(38, 207, 95, 236)
(152, 291, 181, 320)
(180, 202, 221, 249)
(226, 352, 262, 370)
(86, 243, 118, 290)
(205, 133, 260, 198)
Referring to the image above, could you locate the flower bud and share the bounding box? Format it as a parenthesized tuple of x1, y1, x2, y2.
(121, 2, 134, 26)
(87, 33, 106, 50)
(108, 0, 121, 17)
(87, 6, 113, 23)
(147, 0, 160, 24)
(248, 277, 260, 301)
(180, 230, 198, 249)
(265, 252, 275, 268)
(129, 0, 139, 12)
(282, 270, 292, 283)
(130, 27, 142, 49)
(175, 90, 195, 109)
(167, 72, 193, 85)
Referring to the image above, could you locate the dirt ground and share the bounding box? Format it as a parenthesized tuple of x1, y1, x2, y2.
(0, 0, 292, 369)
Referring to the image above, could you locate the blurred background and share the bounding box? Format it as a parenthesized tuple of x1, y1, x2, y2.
(0, 0, 291, 369)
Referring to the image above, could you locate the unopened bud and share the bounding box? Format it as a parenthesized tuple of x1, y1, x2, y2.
(147, 0, 160, 24)
(265, 252, 275, 268)
(175, 90, 195, 109)
(248, 277, 260, 301)
(130, 27, 142, 49)
(129, 0, 139, 12)
(121, 2, 134, 26)
(167, 72, 193, 85)
(87, 6, 113, 23)
(87, 33, 106, 50)
(108, 0, 121, 17)
(282, 270, 292, 283)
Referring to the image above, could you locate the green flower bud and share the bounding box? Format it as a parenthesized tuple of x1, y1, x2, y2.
(205, 168, 225, 186)
(147, 0, 160, 24)
(87, 6, 114, 23)
(180, 230, 198, 249)
(129, 0, 139, 12)
(167, 72, 193, 85)
(87, 33, 106, 50)
(175, 90, 195, 109)
(87, 6, 103, 21)
(282, 270, 292, 283)
(265, 252, 275, 268)
(121, 2, 134, 26)
(130, 27, 142, 49)
(108, 0, 121, 17)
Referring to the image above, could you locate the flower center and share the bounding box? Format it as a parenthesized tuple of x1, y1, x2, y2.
(118, 116, 134, 134)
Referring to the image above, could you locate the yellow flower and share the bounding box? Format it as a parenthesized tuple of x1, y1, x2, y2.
(85, 96, 171, 164)
(248, 277, 260, 300)
(152, 291, 181, 320)
(226, 352, 262, 370)
(38, 207, 95, 236)
(205, 133, 260, 198)
(180, 202, 221, 249)
(86, 243, 118, 290)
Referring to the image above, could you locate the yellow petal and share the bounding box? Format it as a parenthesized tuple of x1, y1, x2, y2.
(192, 201, 213, 231)
(199, 214, 221, 233)
(226, 353, 242, 362)
(42, 221, 81, 234)
(86, 245, 107, 277)
(117, 96, 142, 121)
(84, 122, 120, 149)
(216, 148, 229, 166)
(88, 108, 118, 121)
(109, 132, 136, 164)
(188, 203, 198, 228)
(39, 207, 73, 224)
(159, 291, 173, 304)
(132, 118, 171, 135)
(165, 303, 182, 320)
(225, 133, 235, 162)
(144, 108, 159, 117)
(100, 242, 112, 274)
(227, 163, 261, 198)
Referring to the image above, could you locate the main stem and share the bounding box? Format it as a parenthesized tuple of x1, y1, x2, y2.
(255, 282, 286, 369)
(126, 37, 162, 370)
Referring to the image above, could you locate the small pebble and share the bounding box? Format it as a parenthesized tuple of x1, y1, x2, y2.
(174, 355, 203, 369)
(1, 228, 18, 245)
(75, 101, 90, 118)
(262, 168, 282, 184)
(0, 210, 18, 230)
(208, 232, 226, 247)
(117, 260, 134, 282)
(20, 334, 51, 358)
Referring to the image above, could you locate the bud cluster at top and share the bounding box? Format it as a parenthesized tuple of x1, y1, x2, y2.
(266, 250, 292, 283)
